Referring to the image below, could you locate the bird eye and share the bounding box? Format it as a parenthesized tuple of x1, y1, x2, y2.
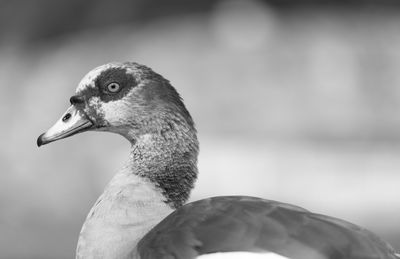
(106, 82, 121, 93)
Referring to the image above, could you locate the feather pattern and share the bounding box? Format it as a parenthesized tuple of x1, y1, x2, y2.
(138, 196, 398, 259)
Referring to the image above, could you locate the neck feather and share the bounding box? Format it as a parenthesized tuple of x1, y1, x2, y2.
(77, 124, 198, 258)
(127, 112, 199, 208)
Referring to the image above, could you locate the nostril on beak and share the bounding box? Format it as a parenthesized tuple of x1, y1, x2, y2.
(62, 113, 72, 122)
(70, 95, 85, 105)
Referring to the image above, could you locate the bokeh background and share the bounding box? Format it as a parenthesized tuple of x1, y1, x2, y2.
(1, 0, 400, 258)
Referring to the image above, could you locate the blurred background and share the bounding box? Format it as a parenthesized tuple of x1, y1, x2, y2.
(1, 0, 400, 258)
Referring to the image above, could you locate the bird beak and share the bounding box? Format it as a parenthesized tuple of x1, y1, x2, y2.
(37, 105, 93, 147)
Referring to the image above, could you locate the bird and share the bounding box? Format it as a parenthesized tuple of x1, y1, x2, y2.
(37, 62, 399, 259)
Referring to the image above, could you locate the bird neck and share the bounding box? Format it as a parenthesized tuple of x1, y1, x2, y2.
(76, 108, 198, 258)
(127, 115, 199, 208)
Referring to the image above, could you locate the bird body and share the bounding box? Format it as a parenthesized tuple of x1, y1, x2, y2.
(76, 170, 172, 259)
(37, 62, 399, 259)
(139, 196, 398, 259)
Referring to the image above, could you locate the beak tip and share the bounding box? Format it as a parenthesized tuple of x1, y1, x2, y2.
(37, 133, 45, 147)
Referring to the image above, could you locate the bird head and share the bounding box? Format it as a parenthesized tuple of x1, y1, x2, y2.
(37, 62, 195, 147)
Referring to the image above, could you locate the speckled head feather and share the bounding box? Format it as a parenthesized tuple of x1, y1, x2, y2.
(73, 62, 198, 208)
(75, 62, 195, 138)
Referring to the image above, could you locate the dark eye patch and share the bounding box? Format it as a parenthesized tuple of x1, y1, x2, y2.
(95, 67, 136, 102)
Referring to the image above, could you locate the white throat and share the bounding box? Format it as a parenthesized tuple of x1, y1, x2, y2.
(76, 165, 173, 259)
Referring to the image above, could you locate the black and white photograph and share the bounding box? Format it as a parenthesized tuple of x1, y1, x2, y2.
(1, 0, 400, 258)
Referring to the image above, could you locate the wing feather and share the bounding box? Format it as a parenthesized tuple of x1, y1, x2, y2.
(137, 196, 398, 259)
